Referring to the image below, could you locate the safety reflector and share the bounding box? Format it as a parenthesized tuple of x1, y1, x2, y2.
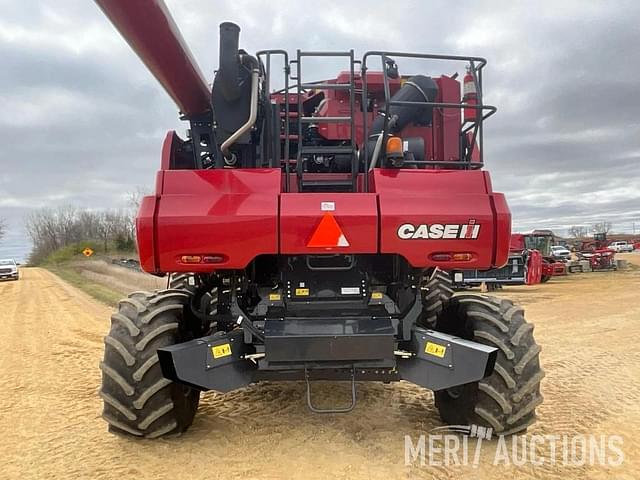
(307, 213, 350, 248)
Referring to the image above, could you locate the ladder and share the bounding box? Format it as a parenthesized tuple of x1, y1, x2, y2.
(293, 50, 358, 192)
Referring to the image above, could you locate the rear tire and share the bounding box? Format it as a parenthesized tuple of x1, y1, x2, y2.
(419, 269, 454, 326)
(434, 294, 544, 436)
(169, 273, 195, 290)
(100, 290, 200, 438)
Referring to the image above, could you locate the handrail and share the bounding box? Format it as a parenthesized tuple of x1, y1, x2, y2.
(257, 49, 290, 191)
(258, 49, 498, 192)
(361, 50, 497, 190)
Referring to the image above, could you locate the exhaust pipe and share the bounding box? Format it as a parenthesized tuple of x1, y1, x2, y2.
(215, 22, 261, 159)
(217, 22, 242, 102)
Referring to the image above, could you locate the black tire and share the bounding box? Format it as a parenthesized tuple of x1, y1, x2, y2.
(540, 257, 552, 283)
(169, 273, 195, 290)
(420, 269, 454, 326)
(169, 273, 219, 334)
(434, 294, 544, 436)
(100, 290, 200, 439)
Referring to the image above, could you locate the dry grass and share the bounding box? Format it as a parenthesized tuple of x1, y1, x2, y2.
(48, 259, 167, 306)
(68, 259, 166, 294)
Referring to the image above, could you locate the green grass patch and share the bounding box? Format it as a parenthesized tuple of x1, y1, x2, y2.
(48, 266, 122, 307)
(43, 242, 101, 265)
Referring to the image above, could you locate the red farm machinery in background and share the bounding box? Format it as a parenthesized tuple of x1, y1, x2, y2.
(576, 233, 617, 271)
(456, 231, 567, 290)
(94, 0, 543, 439)
(516, 232, 568, 282)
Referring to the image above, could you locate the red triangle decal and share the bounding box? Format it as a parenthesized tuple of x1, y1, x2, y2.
(307, 213, 350, 248)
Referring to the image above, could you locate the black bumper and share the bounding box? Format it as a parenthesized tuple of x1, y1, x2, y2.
(158, 320, 497, 394)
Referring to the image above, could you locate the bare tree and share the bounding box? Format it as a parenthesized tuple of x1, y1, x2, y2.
(568, 225, 588, 238)
(26, 206, 137, 263)
(0, 217, 6, 241)
(78, 210, 102, 240)
(26, 209, 61, 253)
(127, 187, 149, 211)
(593, 221, 612, 235)
(125, 188, 149, 244)
(97, 211, 117, 253)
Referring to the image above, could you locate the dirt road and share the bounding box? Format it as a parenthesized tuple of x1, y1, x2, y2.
(1, 265, 639, 479)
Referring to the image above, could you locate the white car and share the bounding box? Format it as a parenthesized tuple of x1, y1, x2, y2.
(608, 241, 634, 253)
(0, 258, 19, 281)
(550, 245, 571, 260)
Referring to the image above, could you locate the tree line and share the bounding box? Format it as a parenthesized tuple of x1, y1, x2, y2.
(567, 221, 612, 239)
(26, 206, 136, 264)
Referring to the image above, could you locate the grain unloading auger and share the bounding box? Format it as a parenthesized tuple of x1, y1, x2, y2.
(95, 0, 543, 439)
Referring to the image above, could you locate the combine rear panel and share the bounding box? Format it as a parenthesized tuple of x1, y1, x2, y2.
(138, 169, 510, 273)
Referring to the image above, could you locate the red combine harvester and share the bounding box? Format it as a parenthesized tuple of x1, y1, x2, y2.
(96, 0, 543, 439)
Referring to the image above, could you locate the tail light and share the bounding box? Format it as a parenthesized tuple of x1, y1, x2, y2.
(180, 255, 227, 264)
(430, 252, 474, 262)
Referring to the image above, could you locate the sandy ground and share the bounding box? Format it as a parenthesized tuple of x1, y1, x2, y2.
(1, 257, 639, 480)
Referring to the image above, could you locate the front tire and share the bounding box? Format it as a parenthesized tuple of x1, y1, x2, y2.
(100, 290, 200, 438)
(434, 294, 544, 436)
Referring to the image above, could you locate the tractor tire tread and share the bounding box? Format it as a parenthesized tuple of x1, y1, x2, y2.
(435, 294, 544, 435)
(420, 270, 454, 326)
(100, 289, 200, 439)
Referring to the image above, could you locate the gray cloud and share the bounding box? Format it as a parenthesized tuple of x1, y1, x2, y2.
(1, 0, 639, 255)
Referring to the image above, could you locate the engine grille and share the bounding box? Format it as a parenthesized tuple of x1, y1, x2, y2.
(0, 268, 13, 274)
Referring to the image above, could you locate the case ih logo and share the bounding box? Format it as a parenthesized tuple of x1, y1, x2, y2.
(397, 220, 481, 240)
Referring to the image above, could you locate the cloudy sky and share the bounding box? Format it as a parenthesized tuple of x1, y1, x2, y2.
(1, 0, 639, 260)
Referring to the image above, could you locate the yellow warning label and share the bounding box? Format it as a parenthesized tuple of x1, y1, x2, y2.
(295, 288, 310, 296)
(269, 293, 281, 301)
(425, 342, 447, 358)
(211, 343, 232, 359)
(371, 292, 383, 300)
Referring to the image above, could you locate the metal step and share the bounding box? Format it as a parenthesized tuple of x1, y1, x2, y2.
(300, 116, 352, 123)
(293, 49, 357, 192)
(306, 366, 356, 413)
(301, 83, 351, 90)
(300, 179, 354, 191)
(299, 146, 354, 155)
